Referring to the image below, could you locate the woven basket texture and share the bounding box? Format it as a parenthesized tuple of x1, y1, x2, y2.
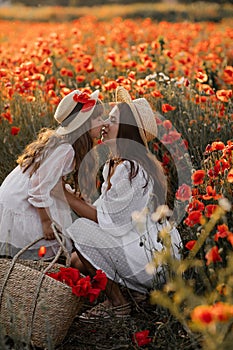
(0, 258, 82, 348)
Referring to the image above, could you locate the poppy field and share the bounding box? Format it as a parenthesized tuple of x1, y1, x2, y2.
(0, 9, 233, 350)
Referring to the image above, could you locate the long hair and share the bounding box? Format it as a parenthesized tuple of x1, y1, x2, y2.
(113, 102, 167, 211)
(17, 100, 104, 198)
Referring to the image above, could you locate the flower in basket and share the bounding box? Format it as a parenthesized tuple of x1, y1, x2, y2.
(47, 267, 107, 303)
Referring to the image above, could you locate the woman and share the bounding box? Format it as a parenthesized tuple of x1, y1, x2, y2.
(63, 87, 182, 320)
(0, 89, 104, 259)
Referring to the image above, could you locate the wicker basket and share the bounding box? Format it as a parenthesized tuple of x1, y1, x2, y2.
(0, 225, 82, 348)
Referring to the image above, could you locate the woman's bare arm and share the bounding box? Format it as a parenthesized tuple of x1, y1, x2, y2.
(64, 189, 98, 223)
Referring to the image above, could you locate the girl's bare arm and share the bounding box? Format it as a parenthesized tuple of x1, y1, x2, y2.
(64, 189, 98, 223)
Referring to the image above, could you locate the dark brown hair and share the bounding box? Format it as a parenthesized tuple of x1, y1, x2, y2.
(112, 102, 167, 210)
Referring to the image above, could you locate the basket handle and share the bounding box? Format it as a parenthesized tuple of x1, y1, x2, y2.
(0, 223, 72, 343)
(0, 223, 71, 300)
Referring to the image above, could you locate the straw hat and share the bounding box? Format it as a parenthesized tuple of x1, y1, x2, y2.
(115, 86, 157, 146)
(55, 89, 99, 135)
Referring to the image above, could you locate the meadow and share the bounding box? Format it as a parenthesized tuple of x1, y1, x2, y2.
(0, 3, 233, 350)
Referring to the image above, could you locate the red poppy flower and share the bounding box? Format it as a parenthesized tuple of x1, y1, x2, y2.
(227, 168, 233, 183)
(163, 119, 173, 130)
(216, 89, 232, 102)
(1, 111, 12, 124)
(191, 170, 205, 185)
(210, 141, 225, 151)
(187, 199, 205, 213)
(38, 246, 46, 258)
(162, 103, 176, 113)
(195, 71, 208, 83)
(92, 270, 108, 291)
(11, 126, 20, 135)
(162, 153, 170, 167)
(212, 302, 233, 322)
(191, 305, 215, 325)
(184, 210, 203, 227)
(72, 276, 91, 297)
(151, 90, 163, 98)
(185, 240, 196, 250)
(73, 92, 96, 112)
(214, 224, 230, 241)
(176, 184, 192, 201)
(87, 287, 102, 303)
(59, 267, 81, 287)
(202, 185, 222, 200)
(205, 246, 222, 265)
(132, 330, 152, 346)
(214, 159, 230, 174)
(162, 130, 181, 144)
(205, 204, 218, 218)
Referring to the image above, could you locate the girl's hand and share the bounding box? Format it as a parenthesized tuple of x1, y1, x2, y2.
(37, 208, 55, 240)
(41, 219, 55, 240)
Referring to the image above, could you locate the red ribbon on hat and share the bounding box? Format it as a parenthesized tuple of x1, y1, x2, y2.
(73, 92, 95, 112)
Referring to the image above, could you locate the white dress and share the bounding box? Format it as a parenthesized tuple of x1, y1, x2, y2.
(67, 160, 182, 293)
(0, 143, 74, 259)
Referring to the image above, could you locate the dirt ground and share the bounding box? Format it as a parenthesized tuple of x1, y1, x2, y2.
(2, 297, 202, 350)
(57, 298, 201, 350)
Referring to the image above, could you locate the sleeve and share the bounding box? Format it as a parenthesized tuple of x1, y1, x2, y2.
(28, 143, 74, 208)
(97, 162, 151, 236)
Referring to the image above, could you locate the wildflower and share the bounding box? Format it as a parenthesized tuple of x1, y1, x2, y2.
(202, 185, 222, 200)
(151, 90, 163, 98)
(176, 184, 192, 201)
(132, 330, 152, 346)
(184, 210, 203, 227)
(11, 126, 20, 136)
(214, 159, 230, 174)
(151, 205, 172, 222)
(212, 302, 233, 322)
(195, 71, 208, 83)
(191, 305, 215, 325)
(216, 89, 232, 102)
(162, 103, 176, 113)
(73, 92, 95, 112)
(72, 276, 91, 297)
(1, 111, 12, 124)
(185, 240, 196, 250)
(214, 224, 230, 241)
(38, 246, 46, 258)
(210, 141, 225, 151)
(187, 199, 205, 212)
(92, 270, 107, 291)
(227, 168, 233, 183)
(204, 204, 218, 218)
(191, 170, 205, 185)
(205, 246, 222, 265)
(132, 208, 148, 233)
(218, 197, 232, 211)
(163, 119, 173, 130)
(145, 261, 156, 275)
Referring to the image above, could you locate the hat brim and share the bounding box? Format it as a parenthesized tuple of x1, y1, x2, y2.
(55, 90, 99, 136)
(116, 87, 153, 146)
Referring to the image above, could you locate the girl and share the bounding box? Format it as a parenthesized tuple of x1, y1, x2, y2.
(0, 89, 104, 260)
(62, 87, 182, 320)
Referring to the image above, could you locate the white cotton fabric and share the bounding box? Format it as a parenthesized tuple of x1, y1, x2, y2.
(67, 161, 182, 293)
(0, 143, 74, 259)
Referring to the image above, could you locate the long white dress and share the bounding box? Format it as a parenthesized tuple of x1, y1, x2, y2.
(67, 160, 182, 293)
(0, 143, 74, 259)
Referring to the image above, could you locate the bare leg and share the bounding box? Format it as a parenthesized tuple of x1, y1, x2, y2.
(71, 251, 89, 275)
